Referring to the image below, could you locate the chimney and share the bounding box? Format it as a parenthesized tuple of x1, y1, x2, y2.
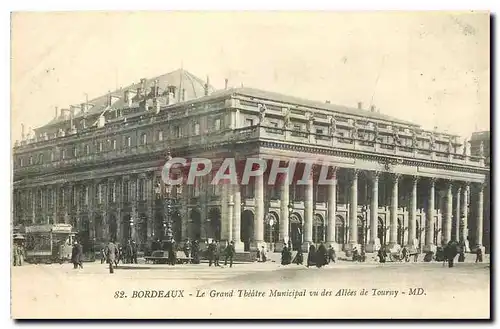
(204, 76, 210, 96)
(357, 102, 363, 110)
(370, 105, 376, 112)
(225, 78, 228, 90)
(54, 106, 59, 119)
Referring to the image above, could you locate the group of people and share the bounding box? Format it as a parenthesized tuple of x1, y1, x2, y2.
(12, 243, 25, 266)
(207, 240, 236, 267)
(279, 242, 337, 268)
(71, 240, 84, 269)
(100, 240, 138, 265)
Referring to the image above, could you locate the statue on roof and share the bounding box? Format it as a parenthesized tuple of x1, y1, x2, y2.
(306, 112, 315, 132)
(448, 136, 454, 154)
(258, 104, 267, 125)
(393, 126, 401, 145)
(479, 141, 485, 157)
(329, 116, 336, 136)
(351, 120, 358, 139)
(412, 129, 418, 148)
(429, 132, 436, 150)
(283, 108, 291, 129)
(463, 138, 470, 156)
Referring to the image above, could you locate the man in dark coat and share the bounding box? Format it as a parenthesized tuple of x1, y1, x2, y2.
(224, 241, 236, 268)
(294, 248, 304, 265)
(183, 239, 192, 258)
(191, 240, 200, 264)
(327, 245, 336, 263)
(72, 241, 84, 269)
(475, 246, 483, 263)
(307, 245, 316, 267)
(207, 240, 216, 267)
(316, 243, 328, 268)
(377, 247, 387, 264)
(214, 241, 221, 267)
(281, 244, 291, 265)
(106, 240, 117, 274)
(445, 241, 459, 268)
(131, 240, 138, 264)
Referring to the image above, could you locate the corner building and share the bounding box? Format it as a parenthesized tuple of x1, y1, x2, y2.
(12, 69, 489, 254)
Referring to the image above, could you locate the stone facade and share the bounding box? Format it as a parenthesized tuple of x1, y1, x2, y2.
(12, 70, 489, 253)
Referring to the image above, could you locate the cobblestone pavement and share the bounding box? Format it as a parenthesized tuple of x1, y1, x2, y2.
(11, 260, 490, 319)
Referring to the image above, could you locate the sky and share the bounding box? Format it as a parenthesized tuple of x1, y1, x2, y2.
(10, 11, 490, 142)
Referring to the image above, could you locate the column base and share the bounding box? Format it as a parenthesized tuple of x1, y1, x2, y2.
(345, 242, 360, 257)
(274, 240, 290, 253)
(301, 241, 312, 253)
(232, 241, 245, 252)
(325, 242, 341, 252)
(366, 239, 381, 253)
(423, 243, 437, 253)
(387, 242, 401, 253)
(250, 241, 266, 252)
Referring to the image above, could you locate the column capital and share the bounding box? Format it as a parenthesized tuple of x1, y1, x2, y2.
(368, 170, 381, 182)
(411, 175, 419, 185)
(350, 168, 360, 179)
(391, 173, 402, 182)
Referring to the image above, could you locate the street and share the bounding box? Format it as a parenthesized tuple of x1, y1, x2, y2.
(12, 259, 490, 319)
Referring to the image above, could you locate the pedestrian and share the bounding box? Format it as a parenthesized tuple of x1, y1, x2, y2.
(214, 241, 221, 267)
(131, 240, 138, 264)
(327, 245, 336, 264)
(401, 246, 408, 262)
(106, 240, 117, 274)
(377, 247, 386, 264)
(184, 239, 192, 258)
(307, 245, 316, 267)
(208, 240, 215, 267)
(12, 244, 19, 266)
(256, 247, 261, 262)
(260, 246, 267, 262)
(191, 240, 200, 264)
(316, 243, 328, 268)
(281, 244, 291, 265)
(71, 242, 78, 269)
(475, 246, 483, 263)
(100, 248, 106, 264)
(75, 241, 84, 269)
(224, 241, 235, 268)
(294, 248, 304, 265)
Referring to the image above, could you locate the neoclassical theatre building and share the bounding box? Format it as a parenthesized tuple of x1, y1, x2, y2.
(12, 69, 490, 253)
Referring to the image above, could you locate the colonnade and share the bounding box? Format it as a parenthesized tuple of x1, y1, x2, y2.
(219, 166, 485, 253)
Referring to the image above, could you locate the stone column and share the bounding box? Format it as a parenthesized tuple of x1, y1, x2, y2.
(408, 176, 418, 248)
(220, 183, 229, 243)
(232, 184, 243, 251)
(476, 183, 484, 253)
(424, 179, 436, 252)
(227, 184, 234, 246)
(366, 171, 380, 252)
(326, 167, 338, 251)
(388, 174, 400, 250)
(277, 176, 290, 252)
(303, 172, 314, 251)
(455, 186, 461, 241)
(347, 169, 359, 252)
(251, 173, 265, 250)
(444, 182, 453, 244)
(461, 184, 469, 248)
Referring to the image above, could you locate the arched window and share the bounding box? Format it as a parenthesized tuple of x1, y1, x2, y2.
(141, 133, 147, 145)
(312, 214, 325, 243)
(72, 146, 78, 157)
(264, 213, 279, 243)
(29, 156, 33, 165)
(112, 139, 117, 150)
(157, 131, 163, 141)
(193, 122, 200, 136)
(50, 152, 54, 162)
(84, 144, 90, 155)
(19, 157, 24, 167)
(125, 136, 131, 147)
(38, 154, 44, 164)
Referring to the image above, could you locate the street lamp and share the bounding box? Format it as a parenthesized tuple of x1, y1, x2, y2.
(361, 205, 368, 249)
(267, 214, 274, 252)
(287, 204, 294, 250)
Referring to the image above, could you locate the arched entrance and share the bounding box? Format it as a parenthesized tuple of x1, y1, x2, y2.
(78, 215, 90, 251)
(208, 208, 221, 241)
(289, 213, 303, 251)
(264, 212, 279, 244)
(138, 214, 148, 246)
(335, 215, 346, 248)
(241, 210, 254, 251)
(397, 218, 404, 246)
(154, 213, 164, 241)
(312, 214, 325, 243)
(109, 215, 117, 242)
(189, 209, 201, 241)
(377, 217, 385, 246)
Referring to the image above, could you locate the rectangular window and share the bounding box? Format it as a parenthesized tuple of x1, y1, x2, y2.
(174, 126, 181, 138)
(316, 128, 324, 135)
(157, 131, 163, 141)
(293, 124, 301, 131)
(214, 118, 221, 131)
(108, 182, 116, 203)
(112, 140, 117, 150)
(71, 186, 77, 206)
(270, 121, 279, 128)
(138, 179, 145, 201)
(193, 122, 200, 136)
(97, 184, 105, 204)
(245, 118, 254, 127)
